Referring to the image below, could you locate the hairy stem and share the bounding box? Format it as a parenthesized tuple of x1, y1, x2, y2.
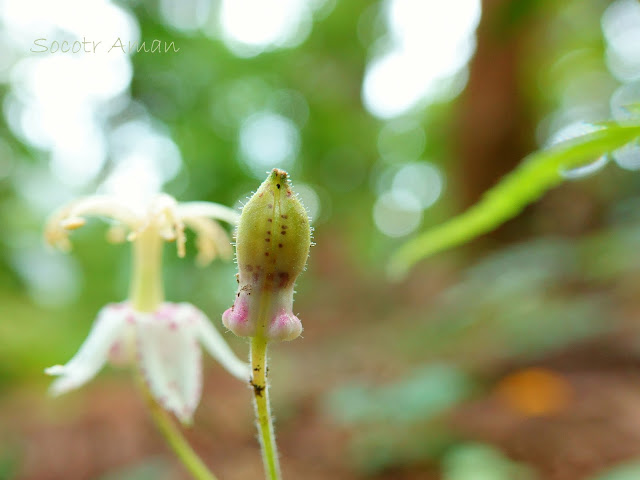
(140, 380, 218, 480)
(250, 336, 281, 480)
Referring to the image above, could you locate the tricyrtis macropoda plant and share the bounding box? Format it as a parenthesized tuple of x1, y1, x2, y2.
(224, 169, 312, 480)
(43, 171, 311, 480)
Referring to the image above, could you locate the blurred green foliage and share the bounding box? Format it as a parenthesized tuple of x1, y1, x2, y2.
(328, 364, 474, 426)
(97, 458, 173, 480)
(442, 443, 535, 480)
(327, 215, 640, 473)
(326, 364, 475, 472)
(390, 125, 640, 277)
(588, 460, 640, 480)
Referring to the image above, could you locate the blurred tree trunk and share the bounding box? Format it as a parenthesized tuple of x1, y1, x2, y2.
(455, 0, 539, 240)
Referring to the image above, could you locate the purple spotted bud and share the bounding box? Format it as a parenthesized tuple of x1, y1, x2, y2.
(223, 169, 311, 341)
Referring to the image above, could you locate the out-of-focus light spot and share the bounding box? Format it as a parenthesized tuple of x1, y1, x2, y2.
(210, 77, 272, 137)
(377, 119, 426, 163)
(239, 111, 300, 177)
(293, 183, 320, 223)
(560, 70, 617, 112)
(559, 155, 608, 179)
(373, 190, 422, 237)
(363, 48, 464, 118)
(2, 0, 141, 196)
(100, 155, 164, 211)
(392, 162, 444, 209)
(370, 162, 398, 196)
(536, 106, 605, 148)
(218, 0, 313, 57)
(547, 121, 603, 147)
(2, 94, 39, 149)
(50, 128, 107, 187)
(388, 0, 479, 49)
(14, 54, 132, 109)
(612, 142, 640, 170)
(102, 120, 183, 208)
(1, 0, 139, 50)
(602, 0, 640, 82)
(605, 48, 640, 84)
(110, 120, 182, 182)
(496, 368, 572, 417)
(547, 122, 609, 179)
(558, 155, 608, 179)
(13, 164, 75, 214)
(362, 0, 481, 118)
(11, 246, 81, 308)
(160, 0, 211, 32)
(610, 81, 640, 124)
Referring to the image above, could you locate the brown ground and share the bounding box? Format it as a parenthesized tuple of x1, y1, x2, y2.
(5, 239, 640, 480)
(8, 339, 640, 480)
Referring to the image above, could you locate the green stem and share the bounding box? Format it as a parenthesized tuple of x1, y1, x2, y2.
(129, 226, 217, 480)
(250, 336, 281, 480)
(140, 381, 218, 480)
(130, 227, 164, 312)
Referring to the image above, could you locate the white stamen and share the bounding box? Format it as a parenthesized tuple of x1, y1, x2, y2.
(61, 217, 86, 230)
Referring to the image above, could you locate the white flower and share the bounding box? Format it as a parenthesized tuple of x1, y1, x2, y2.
(46, 301, 249, 423)
(44, 192, 249, 423)
(45, 193, 239, 265)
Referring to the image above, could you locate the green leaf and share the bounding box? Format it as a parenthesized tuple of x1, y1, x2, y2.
(388, 123, 640, 278)
(325, 364, 473, 425)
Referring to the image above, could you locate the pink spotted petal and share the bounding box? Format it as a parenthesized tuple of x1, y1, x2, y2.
(135, 303, 202, 424)
(190, 305, 250, 381)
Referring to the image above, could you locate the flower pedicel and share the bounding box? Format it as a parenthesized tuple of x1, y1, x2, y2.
(223, 169, 312, 480)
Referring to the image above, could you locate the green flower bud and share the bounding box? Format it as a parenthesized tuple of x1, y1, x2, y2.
(223, 169, 311, 341)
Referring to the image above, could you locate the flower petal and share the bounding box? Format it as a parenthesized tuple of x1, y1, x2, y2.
(45, 304, 127, 395)
(66, 196, 141, 229)
(45, 196, 141, 250)
(135, 304, 202, 424)
(176, 202, 240, 226)
(192, 306, 251, 381)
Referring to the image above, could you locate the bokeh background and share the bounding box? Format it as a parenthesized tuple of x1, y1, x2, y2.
(2, 0, 640, 479)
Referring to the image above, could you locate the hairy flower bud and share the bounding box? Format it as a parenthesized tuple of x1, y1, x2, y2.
(223, 169, 311, 341)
